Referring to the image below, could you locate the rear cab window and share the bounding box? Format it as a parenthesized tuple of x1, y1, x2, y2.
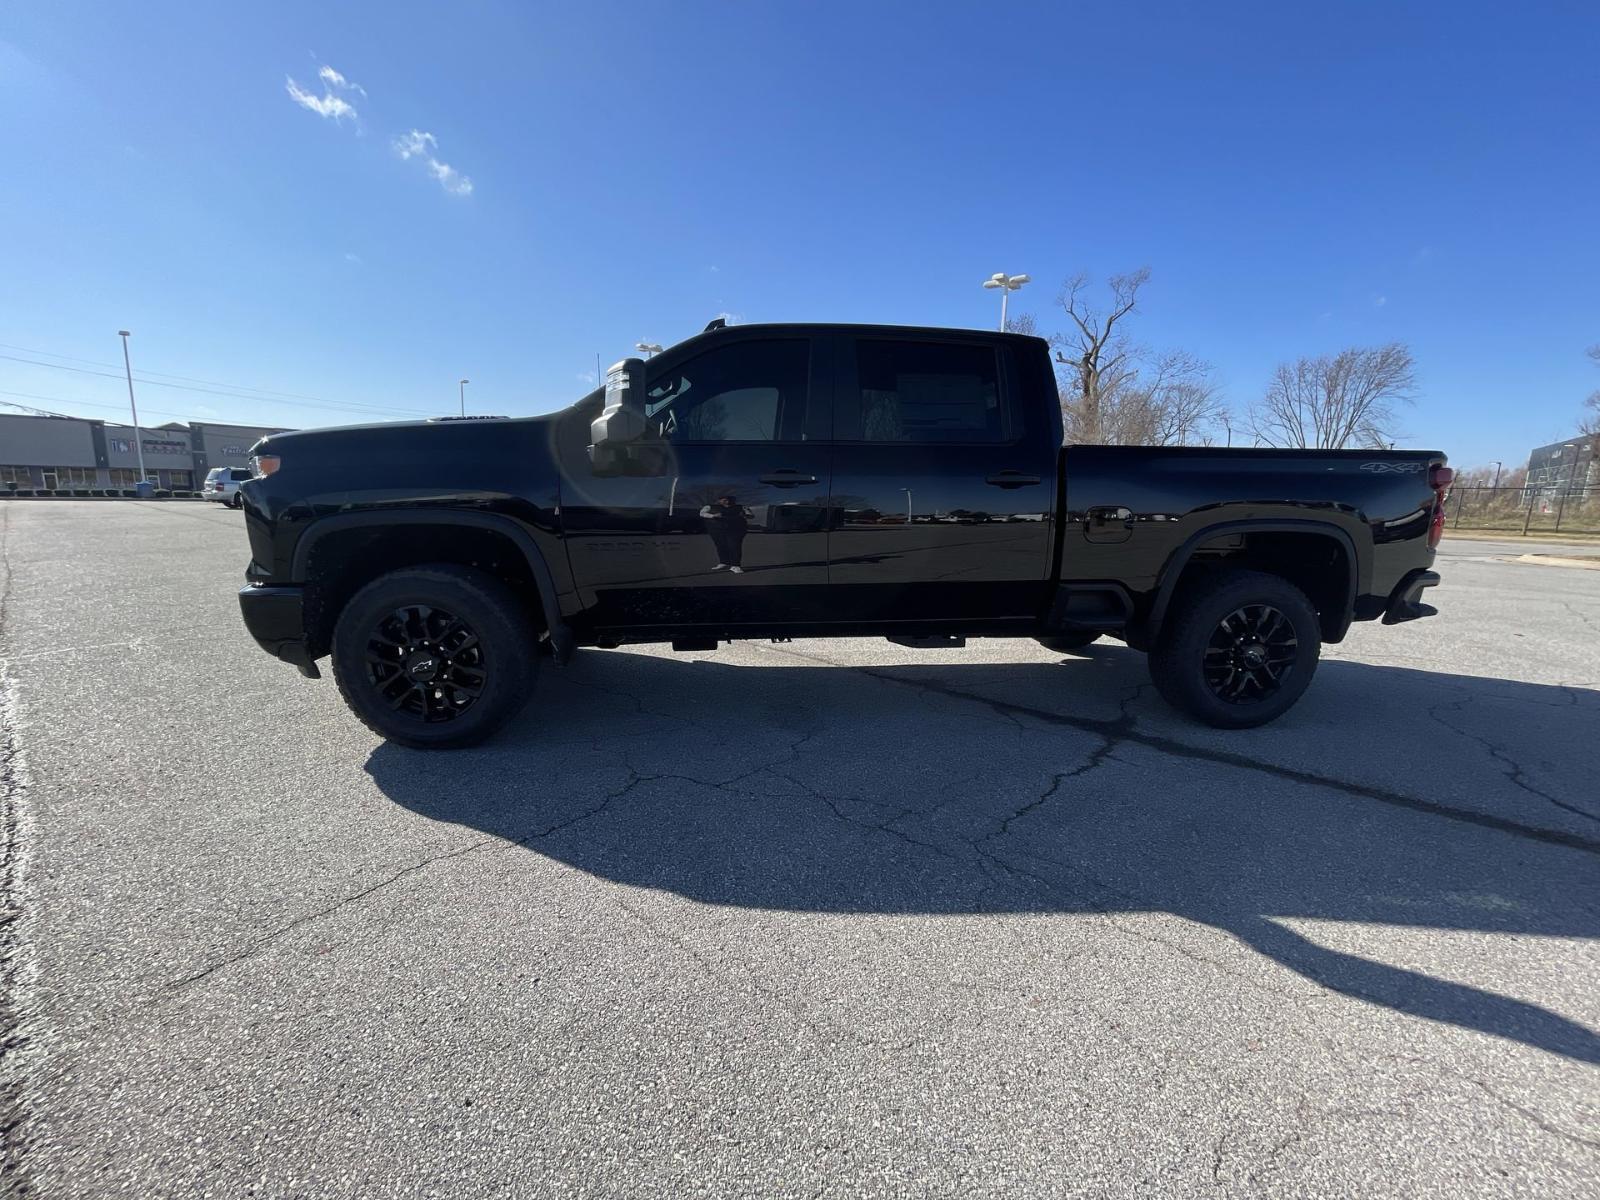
(835, 338, 1015, 443)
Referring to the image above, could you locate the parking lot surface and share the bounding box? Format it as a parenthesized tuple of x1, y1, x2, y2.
(1, 502, 1597, 1198)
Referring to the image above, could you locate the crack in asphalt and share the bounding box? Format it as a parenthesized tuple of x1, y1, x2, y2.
(167, 835, 503, 991)
(1426, 696, 1600, 826)
(765, 646, 1600, 856)
(1472, 1079, 1600, 1152)
(169, 769, 661, 991)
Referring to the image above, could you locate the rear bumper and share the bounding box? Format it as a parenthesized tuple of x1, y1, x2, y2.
(239, 584, 321, 678)
(1381, 569, 1441, 625)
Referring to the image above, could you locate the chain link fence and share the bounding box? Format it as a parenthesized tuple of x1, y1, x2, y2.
(1446, 485, 1600, 535)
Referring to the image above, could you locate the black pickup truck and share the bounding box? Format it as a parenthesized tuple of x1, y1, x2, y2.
(237, 322, 1449, 748)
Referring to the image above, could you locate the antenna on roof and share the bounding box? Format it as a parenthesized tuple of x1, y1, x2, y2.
(704, 317, 727, 333)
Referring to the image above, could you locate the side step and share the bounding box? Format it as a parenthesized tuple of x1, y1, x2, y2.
(671, 637, 720, 652)
(885, 635, 966, 649)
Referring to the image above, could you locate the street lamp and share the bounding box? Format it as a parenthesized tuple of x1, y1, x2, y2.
(458, 378, 469, 418)
(117, 330, 147, 483)
(635, 342, 663, 359)
(981, 272, 1029, 331)
(1490, 460, 1503, 489)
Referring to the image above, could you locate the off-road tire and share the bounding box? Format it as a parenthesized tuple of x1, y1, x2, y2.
(332, 564, 537, 749)
(1148, 568, 1320, 729)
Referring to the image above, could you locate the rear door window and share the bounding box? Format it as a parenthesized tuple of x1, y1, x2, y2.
(841, 339, 1012, 443)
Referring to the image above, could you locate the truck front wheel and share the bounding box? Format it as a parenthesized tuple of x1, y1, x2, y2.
(331, 564, 537, 749)
(1148, 568, 1321, 729)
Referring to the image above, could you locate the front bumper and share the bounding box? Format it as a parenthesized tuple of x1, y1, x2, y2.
(1381, 569, 1441, 625)
(239, 584, 321, 678)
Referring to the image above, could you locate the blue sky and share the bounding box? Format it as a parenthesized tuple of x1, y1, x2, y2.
(1, 1, 1596, 467)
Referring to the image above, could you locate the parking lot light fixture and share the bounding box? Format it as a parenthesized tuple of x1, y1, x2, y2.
(981, 272, 1030, 331)
(635, 342, 663, 359)
(118, 330, 147, 482)
(459, 378, 469, 418)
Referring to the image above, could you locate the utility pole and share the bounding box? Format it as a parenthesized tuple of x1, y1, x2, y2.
(458, 378, 469, 418)
(118, 331, 147, 482)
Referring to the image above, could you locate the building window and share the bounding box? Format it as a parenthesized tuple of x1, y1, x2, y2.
(108, 468, 142, 487)
(56, 467, 96, 486)
(168, 469, 193, 489)
(1, 466, 34, 485)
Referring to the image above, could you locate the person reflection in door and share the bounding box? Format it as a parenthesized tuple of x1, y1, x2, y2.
(701, 494, 751, 574)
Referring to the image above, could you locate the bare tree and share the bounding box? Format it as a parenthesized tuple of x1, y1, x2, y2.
(1581, 344, 1600, 436)
(1053, 269, 1148, 442)
(1003, 312, 1040, 338)
(1077, 349, 1224, 446)
(1250, 344, 1416, 449)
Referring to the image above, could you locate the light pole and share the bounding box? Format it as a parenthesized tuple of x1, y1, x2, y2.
(118, 331, 147, 482)
(900, 487, 913, 523)
(635, 342, 663, 359)
(981, 272, 1029, 331)
(458, 378, 469, 418)
(1490, 460, 1503, 489)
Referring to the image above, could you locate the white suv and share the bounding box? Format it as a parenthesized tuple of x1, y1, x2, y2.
(202, 466, 253, 508)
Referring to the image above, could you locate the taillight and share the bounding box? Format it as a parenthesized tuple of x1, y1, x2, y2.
(1427, 464, 1453, 547)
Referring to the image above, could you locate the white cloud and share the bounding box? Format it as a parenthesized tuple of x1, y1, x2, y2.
(1374, 295, 1388, 308)
(318, 65, 366, 96)
(285, 74, 357, 121)
(578, 370, 597, 385)
(393, 128, 473, 196)
(393, 129, 436, 159)
(343, 251, 362, 263)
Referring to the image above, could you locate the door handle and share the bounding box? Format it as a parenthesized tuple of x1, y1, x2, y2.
(1087, 505, 1133, 526)
(759, 471, 816, 487)
(985, 471, 1041, 489)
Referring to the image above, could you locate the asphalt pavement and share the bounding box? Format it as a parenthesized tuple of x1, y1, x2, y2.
(1, 501, 1596, 1198)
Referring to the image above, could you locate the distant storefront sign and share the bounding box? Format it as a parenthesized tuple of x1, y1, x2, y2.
(141, 438, 187, 455)
(220, 444, 247, 456)
(108, 438, 132, 453)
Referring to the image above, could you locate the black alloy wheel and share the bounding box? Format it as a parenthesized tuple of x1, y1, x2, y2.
(365, 604, 487, 723)
(1202, 603, 1298, 703)
(332, 564, 536, 748)
(1148, 568, 1321, 729)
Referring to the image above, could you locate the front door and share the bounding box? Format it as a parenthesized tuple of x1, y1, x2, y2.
(560, 334, 833, 632)
(825, 333, 1059, 625)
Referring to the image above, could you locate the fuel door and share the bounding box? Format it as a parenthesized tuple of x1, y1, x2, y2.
(1083, 505, 1134, 544)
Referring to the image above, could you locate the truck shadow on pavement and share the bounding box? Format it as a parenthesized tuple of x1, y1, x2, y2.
(365, 645, 1600, 1065)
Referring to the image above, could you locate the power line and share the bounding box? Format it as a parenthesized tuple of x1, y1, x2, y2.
(0, 340, 403, 409)
(0, 387, 235, 425)
(0, 349, 439, 419)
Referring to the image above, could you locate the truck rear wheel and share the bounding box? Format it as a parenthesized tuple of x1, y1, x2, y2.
(331, 564, 537, 749)
(1148, 568, 1320, 729)
(1035, 631, 1100, 653)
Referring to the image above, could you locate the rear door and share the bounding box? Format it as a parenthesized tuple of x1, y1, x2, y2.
(825, 333, 1058, 625)
(560, 334, 833, 630)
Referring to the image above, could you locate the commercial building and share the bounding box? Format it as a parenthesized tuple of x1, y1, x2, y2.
(0, 413, 290, 491)
(1525, 434, 1599, 495)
